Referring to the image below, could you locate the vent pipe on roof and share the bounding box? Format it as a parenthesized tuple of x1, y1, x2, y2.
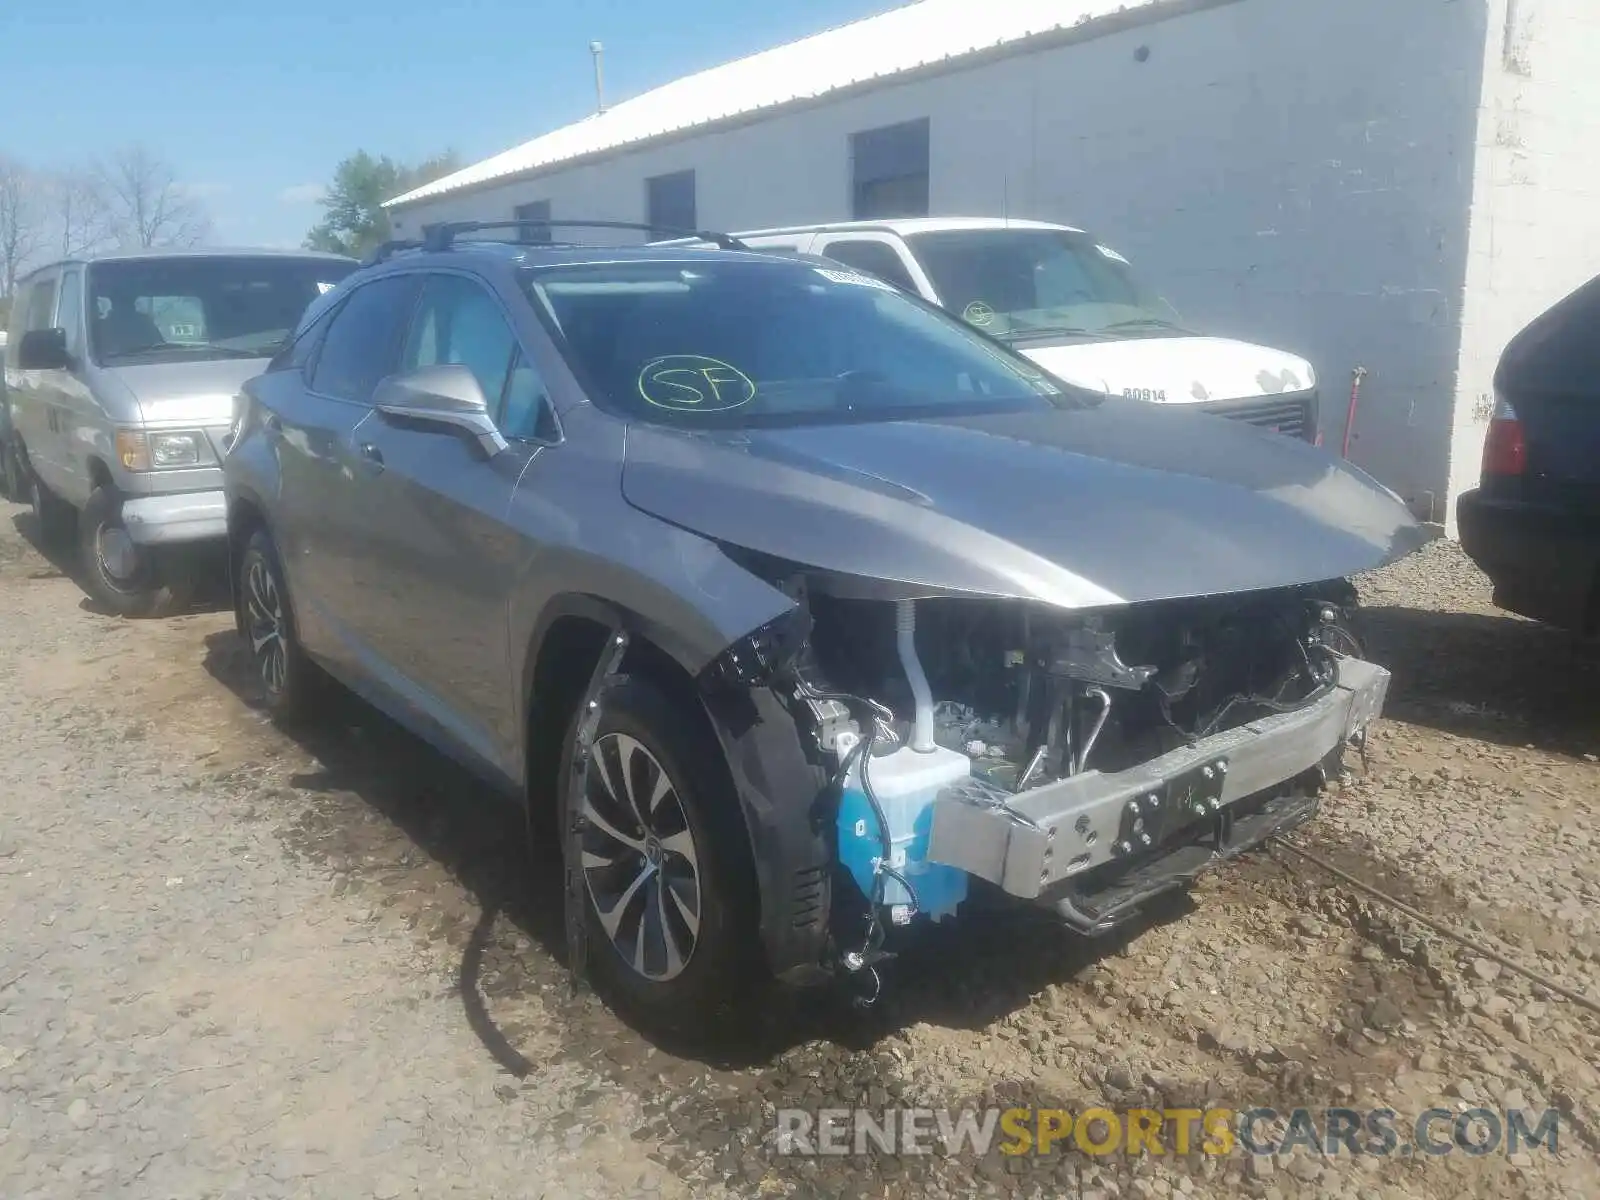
(590, 41, 607, 114)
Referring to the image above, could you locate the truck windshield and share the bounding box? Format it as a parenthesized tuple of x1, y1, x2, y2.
(523, 258, 1088, 428)
(905, 228, 1186, 343)
(87, 256, 355, 365)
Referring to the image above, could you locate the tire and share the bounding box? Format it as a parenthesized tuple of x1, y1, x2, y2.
(78, 486, 192, 618)
(28, 469, 75, 548)
(238, 527, 324, 721)
(563, 674, 759, 1032)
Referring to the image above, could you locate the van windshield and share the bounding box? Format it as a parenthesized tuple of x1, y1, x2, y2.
(523, 258, 1084, 428)
(87, 256, 355, 366)
(905, 228, 1187, 343)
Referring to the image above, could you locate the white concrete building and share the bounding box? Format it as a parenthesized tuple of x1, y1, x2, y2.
(387, 0, 1600, 529)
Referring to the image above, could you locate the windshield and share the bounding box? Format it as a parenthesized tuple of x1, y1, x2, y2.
(87, 256, 355, 365)
(905, 228, 1186, 342)
(523, 258, 1081, 428)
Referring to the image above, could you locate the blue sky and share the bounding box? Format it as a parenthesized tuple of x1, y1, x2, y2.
(1, 0, 887, 249)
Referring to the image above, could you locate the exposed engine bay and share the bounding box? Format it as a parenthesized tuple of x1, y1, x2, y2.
(706, 568, 1378, 997)
(804, 581, 1361, 791)
(693, 521, 1395, 1009)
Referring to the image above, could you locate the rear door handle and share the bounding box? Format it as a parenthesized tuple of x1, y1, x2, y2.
(357, 442, 385, 473)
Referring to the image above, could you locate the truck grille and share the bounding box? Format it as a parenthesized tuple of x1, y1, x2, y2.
(1198, 390, 1318, 443)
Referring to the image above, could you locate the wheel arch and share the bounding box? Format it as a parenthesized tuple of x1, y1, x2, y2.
(519, 592, 834, 984)
(519, 593, 710, 824)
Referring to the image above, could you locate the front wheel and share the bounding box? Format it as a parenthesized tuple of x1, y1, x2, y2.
(78, 486, 192, 617)
(563, 675, 759, 1032)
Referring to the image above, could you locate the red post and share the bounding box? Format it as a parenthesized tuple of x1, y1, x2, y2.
(1341, 367, 1368, 459)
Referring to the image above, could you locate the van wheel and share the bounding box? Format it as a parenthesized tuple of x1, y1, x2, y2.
(28, 471, 75, 548)
(238, 528, 324, 720)
(562, 675, 759, 1034)
(78, 486, 191, 618)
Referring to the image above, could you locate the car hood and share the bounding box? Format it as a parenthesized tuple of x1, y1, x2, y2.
(107, 358, 269, 426)
(620, 399, 1423, 609)
(1016, 336, 1314, 405)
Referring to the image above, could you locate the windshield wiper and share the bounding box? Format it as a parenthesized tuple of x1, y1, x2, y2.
(103, 341, 267, 361)
(996, 323, 1095, 340)
(1100, 318, 1190, 334)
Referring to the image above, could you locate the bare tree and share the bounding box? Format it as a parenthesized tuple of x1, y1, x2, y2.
(48, 169, 109, 259)
(0, 156, 45, 298)
(92, 146, 210, 249)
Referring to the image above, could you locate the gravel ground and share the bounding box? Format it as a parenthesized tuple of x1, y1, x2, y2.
(1, 502, 1596, 1199)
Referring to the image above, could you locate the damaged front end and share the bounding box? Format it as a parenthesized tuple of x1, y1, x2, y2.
(700, 570, 1387, 992)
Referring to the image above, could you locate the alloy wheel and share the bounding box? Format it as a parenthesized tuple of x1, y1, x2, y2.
(244, 556, 287, 696)
(581, 733, 702, 981)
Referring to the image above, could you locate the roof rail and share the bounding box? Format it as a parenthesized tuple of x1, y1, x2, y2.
(361, 239, 422, 267)
(418, 219, 748, 253)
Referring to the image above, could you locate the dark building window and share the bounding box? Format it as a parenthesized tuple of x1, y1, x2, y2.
(851, 118, 930, 219)
(646, 170, 696, 234)
(514, 199, 552, 244)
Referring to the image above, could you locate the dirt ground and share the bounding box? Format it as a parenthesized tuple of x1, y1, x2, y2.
(0, 501, 1596, 1199)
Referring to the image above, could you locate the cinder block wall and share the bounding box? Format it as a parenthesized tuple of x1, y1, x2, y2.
(395, 0, 1496, 517)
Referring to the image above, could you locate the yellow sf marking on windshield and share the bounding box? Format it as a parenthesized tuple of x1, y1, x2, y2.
(637, 355, 758, 412)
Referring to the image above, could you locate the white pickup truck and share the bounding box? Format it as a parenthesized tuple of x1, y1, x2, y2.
(717, 218, 1320, 443)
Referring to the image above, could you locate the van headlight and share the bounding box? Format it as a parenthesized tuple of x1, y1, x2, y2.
(115, 429, 210, 471)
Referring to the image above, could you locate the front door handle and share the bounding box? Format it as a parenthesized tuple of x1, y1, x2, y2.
(357, 442, 385, 473)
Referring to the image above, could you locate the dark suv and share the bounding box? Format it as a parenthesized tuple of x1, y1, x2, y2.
(222, 221, 1420, 1027)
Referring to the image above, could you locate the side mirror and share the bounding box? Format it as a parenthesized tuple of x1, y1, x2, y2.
(372, 364, 508, 458)
(17, 328, 70, 371)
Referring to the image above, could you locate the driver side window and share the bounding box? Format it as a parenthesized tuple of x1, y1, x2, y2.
(402, 273, 555, 441)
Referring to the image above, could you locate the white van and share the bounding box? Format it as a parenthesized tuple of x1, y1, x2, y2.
(717, 218, 1320, 443)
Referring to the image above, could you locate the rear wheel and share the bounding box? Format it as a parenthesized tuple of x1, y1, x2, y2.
(564, 675, 758, 1032)
(78, 486, 192, 617)
(238, 527, 324, 721)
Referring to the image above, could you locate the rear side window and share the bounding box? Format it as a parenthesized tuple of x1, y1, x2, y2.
(310, 275, 421, 402)
(6, 281, 31, 348)
(56, 270, 85, 358)
(819, 240, 917, 292)
(268, 302, 338, 374)
(24, 276, 59, 332)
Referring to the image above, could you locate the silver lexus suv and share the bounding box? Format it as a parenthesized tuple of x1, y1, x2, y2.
(222, 220, 1420, 1029)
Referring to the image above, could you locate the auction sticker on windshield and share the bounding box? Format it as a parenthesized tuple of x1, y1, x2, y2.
(814, 267, 896, 292)
(637, 355, 758, 412)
